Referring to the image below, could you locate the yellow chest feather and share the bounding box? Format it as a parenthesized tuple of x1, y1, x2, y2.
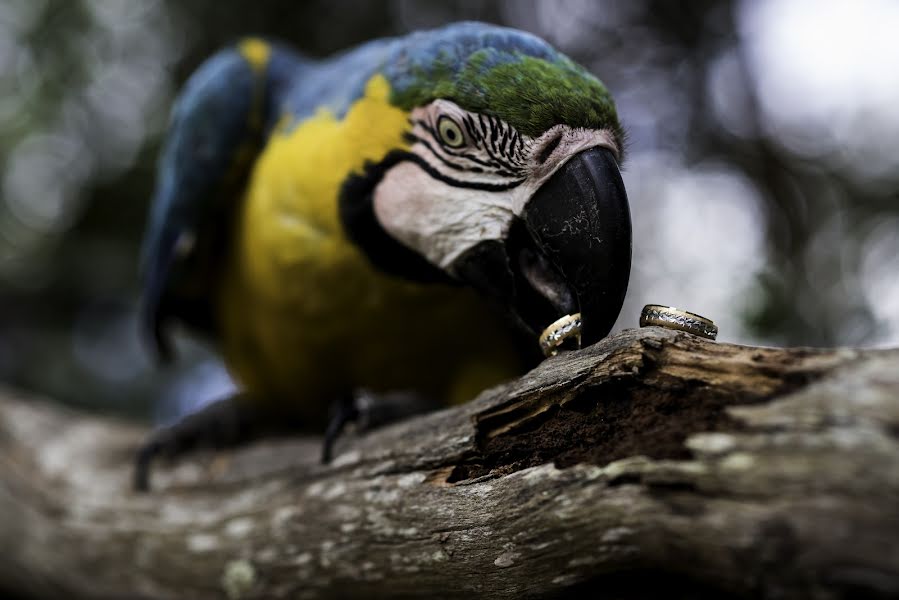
(217, 75, 521, 417)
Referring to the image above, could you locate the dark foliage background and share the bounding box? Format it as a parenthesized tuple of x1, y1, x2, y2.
(1, 0, 897, 422)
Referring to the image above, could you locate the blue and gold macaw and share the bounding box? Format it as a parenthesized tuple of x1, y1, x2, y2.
(136, 22, 631, 488)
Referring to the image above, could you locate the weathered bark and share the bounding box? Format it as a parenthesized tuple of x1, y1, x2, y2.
(0, 327, 897, 600)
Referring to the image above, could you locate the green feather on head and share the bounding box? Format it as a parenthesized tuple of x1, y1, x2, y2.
(385, 23, 624, 147)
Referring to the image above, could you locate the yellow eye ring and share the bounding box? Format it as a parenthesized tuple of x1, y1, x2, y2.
(437, 115, 465, 148)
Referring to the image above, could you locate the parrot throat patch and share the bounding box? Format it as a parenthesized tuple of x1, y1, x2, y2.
(338, 151, 457, 285)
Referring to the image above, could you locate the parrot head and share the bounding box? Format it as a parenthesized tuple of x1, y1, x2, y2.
(340, 23, 631, 354)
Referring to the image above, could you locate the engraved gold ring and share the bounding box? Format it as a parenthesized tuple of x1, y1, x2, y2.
(639, 304, 718, 340)
(539, 313, 582, 357)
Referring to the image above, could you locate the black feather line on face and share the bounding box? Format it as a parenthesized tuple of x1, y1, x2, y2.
(480, 139, 522, 175)
(407, 132, 479, 173)
(489, 116, 500, 152)
(403, 152, 524, 191)
(413, 120, 491, 167)
(463, 115, 481, 142)
(499, 124, 511, 156)
(416, 115, 526, 176)
(338, 150, 457, 285)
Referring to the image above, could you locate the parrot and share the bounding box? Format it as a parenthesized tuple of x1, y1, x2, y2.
(136, 22, 631, 490)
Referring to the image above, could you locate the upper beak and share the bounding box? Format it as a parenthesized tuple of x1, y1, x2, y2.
(521, 146, 632, 345)
(452, 146, 631, 354)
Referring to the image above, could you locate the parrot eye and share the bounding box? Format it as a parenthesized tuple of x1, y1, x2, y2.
(436, 115, 465, 148)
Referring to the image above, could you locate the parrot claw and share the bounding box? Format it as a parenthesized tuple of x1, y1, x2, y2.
(133, 395, 276, 492)
(321, 395, 360, 464)
(133, 390, 438, 489)
(321, 390, 439, 464)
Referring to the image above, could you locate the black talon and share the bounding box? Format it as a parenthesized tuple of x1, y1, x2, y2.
(133, 422, 199, 493)
(320, 390, 440, 464)
(132, 395, 263, 492)
(321, 395, 360, 464)
(134, 390, 441, 487)
(134, 438, 163, 492)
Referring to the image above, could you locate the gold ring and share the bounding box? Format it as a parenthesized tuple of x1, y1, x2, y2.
(639, 305, 718, 340)
(539, 313, 582, 357)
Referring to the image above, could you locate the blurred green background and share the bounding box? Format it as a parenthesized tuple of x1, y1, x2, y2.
(1, 0, 897, 423)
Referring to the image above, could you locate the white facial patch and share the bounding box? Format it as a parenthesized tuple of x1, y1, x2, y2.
(373, 162, 515, 269)
(372, 100, 619, 272)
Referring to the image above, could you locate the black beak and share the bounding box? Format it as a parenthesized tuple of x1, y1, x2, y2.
(522, 146, 632, 345)
(453, 147, 631, 353)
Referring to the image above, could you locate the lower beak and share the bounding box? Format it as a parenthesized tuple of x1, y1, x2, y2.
(522, 146, 632, 345)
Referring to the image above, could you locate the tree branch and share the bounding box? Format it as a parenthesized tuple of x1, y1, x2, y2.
(1, 328, 898, 599)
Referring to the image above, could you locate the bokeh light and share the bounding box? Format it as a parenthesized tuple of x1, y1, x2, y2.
(741, 0, 899, 187)
(615, 154, 767, 344)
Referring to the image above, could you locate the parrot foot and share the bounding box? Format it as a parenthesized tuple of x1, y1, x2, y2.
(321, 390, 439, 463)
(133, 390, 438, 489)
(133, 395, 290, 492)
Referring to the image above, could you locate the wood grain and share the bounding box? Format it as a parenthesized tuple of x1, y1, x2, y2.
(1, 327, 897, 599)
